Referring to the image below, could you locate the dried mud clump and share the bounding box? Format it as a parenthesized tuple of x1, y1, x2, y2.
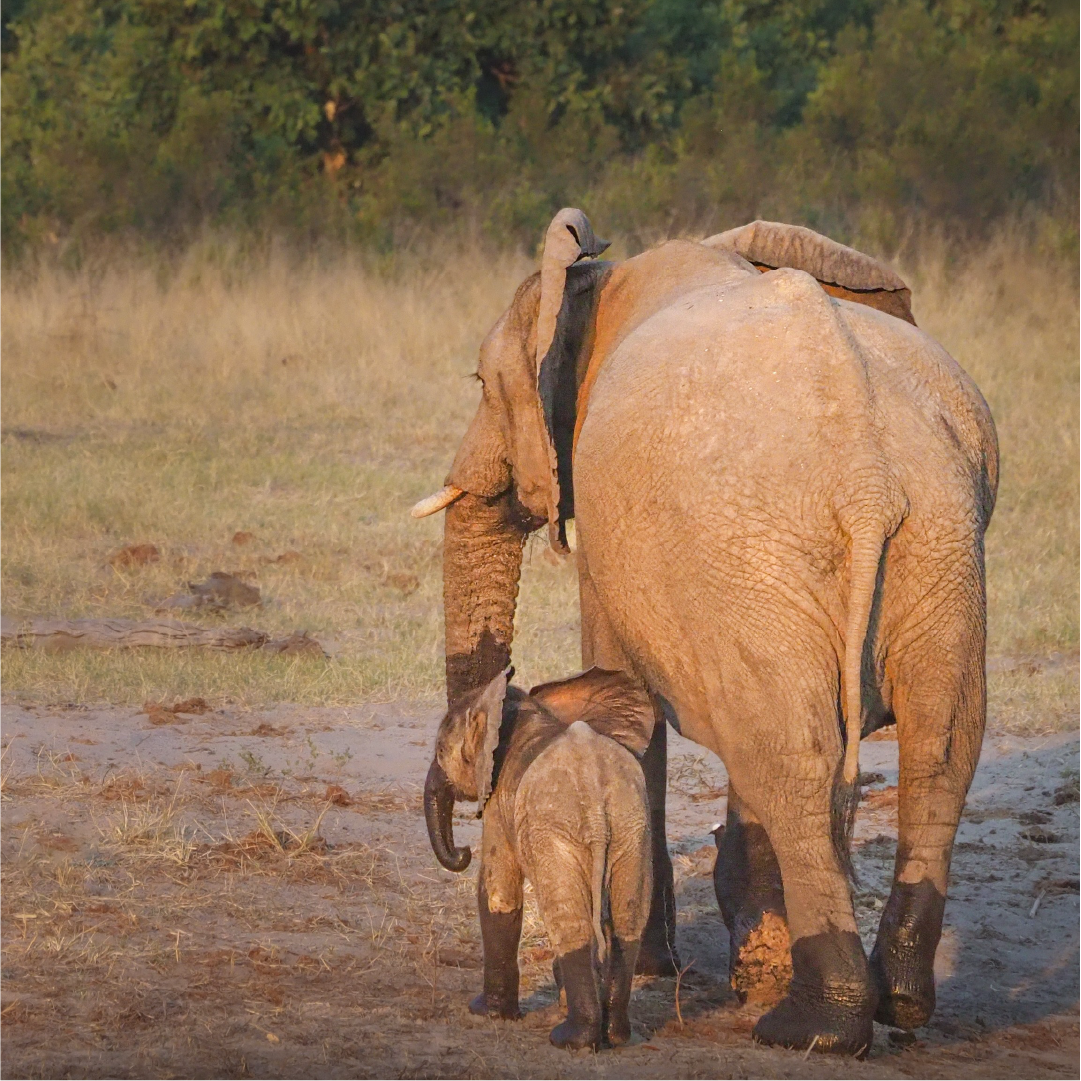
(109, 544, 160, 568)
(144, 697, 211, 724)
(733, 911, 792, 1006)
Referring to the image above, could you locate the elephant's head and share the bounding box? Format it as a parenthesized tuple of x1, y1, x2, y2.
(412, 209, 612, 707)
(424, 667, 511, 871)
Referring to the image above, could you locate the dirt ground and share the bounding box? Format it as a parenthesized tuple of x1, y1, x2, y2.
(1, 701, 1077, 1080)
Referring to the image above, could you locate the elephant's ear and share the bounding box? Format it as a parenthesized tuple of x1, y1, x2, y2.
(534, 209, 611, 551)
(472, 667, 510, 811)
(703, 220, 916, 325)
(529, 668, 655, 756)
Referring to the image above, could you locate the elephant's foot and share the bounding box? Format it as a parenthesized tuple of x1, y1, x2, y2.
(751, 931, 876, 1057)
(551, 945, 602, 1051)
(870, 880, 945, 1030)
(730, 910, 792, 1006)
(549, 1017, 602, 1051)
(468, 992, 520, 1020)
(634, 937, 680, 977)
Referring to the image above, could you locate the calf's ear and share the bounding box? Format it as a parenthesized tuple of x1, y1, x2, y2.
(472, 668, 510, 811)
(529, 668, 655, 755)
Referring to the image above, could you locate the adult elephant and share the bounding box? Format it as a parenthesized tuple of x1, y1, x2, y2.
(417, 210, 998, 1054)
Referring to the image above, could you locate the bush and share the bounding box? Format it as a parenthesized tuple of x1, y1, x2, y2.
(2, 0, 1076, 255)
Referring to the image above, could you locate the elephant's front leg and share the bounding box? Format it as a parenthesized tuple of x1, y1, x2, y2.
(470, 842, 524, 1020)
(714, 785, 792, 1004)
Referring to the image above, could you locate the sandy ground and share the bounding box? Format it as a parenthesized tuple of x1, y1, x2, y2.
(1, 700, 1077, 1079)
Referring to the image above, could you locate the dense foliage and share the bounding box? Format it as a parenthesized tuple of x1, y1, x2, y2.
(2, 0, 1076, 252)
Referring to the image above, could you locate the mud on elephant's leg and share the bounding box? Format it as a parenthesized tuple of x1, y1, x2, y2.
(470, 880, 523, 1020)
(713, 786, 792, 1005)
(872, 641, 984, 1031)
(636, 707, 680, 976)
(730, 742, 875, 1055)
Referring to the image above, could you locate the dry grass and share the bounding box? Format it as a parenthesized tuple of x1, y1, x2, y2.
(906, 231, 1080, 656)
(2, 233, 1077, 731)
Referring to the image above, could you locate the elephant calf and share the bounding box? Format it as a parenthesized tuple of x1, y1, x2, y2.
(424, 667, 655, 1050)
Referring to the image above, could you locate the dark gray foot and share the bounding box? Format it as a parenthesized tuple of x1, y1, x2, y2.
(871, 880, 944, 1030)
(603, 937, 639, 1047)
(751, 931, 876, 1057)
(475, 883, 522, 1021)
(468, 992, 520, 1020)
(550, 945, 602, 1051)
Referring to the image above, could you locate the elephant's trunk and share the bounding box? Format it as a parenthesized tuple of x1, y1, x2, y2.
(423, 759, 471, 872)
(443, 491, 532, 706)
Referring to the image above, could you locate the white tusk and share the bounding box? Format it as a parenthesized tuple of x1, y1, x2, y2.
(410, 485, 465, 519)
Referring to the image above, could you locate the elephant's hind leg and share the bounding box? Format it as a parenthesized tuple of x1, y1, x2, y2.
(719, 671, 876, 1056)
(636, 710, 680, 975)
(872, 614, 985, 1030)
(714, 786, 792, 1005)
(579, 555, 679, 976)
(528, 848, 603, 1050)
(602, 833, 651, 1045)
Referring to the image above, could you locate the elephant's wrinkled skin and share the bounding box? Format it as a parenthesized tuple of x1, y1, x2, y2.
(424, 668, 654, 1050)
(419, 210, 998, 1055)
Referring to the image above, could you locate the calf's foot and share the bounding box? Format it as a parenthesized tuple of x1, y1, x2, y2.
(468, 992, 520, 1020)
(752, 931, 876, 1057)
(870, 880, 944, 1030)
(550, 945, 602, 1051)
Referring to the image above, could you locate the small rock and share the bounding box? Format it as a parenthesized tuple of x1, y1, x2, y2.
(263, 632, 327, 658)
(232, 531, 255, 546)
(109, 544, 160, 568)
(859, 771, 887, 787)
(1020, 826, 1060, 844)
(157, 572, 261, 612)
(191, 572, 261, 608)
(1053, 781, 1079, 805)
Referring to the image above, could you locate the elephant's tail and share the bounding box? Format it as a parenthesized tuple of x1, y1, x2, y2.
(842, 530, 884, 787)
(591, 838, 607, 963)
(834, 528, 885, 883)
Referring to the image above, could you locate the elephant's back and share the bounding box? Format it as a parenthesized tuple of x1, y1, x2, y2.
(576, 266, 995, 532)
(515, 724, 649, 861)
